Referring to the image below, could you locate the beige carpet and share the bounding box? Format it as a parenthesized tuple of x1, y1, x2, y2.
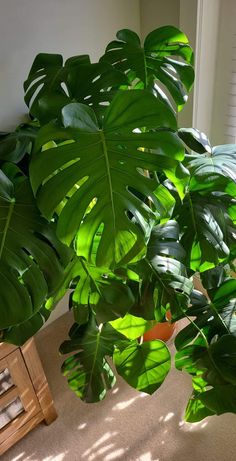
(2, 313, 236, 461)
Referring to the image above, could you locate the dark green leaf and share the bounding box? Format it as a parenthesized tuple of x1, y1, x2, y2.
(209, 335, 236, 384)
(199, 384, 236, 415)
(0, 166, 72, 329)
(0, 124, 37, 163)
(2, 307, 50, 346)
(24, 53, 90, 122)
(146, 221, 192, 319)
(60, 317, 126, 402)
(178, 128, 212, 154)
(176, 193, 236, 272)
(67, 61, 128, 122)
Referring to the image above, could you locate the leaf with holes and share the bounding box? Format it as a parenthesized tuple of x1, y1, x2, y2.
(101, 26, 194, 110)
(186, 143, 236, 195)
(66, 61, 128, 122)
(176, 192, 236, 272)
(0, 164, 72, 329)
(70, 258, 135, 323)
(145, 220, 192, 320)
(24, 53, 90, 122)
(24, 54, 127, 124)
(175, 279, 236, 353)
(60, 316, 127, 402)
(30, 90, 184, 268)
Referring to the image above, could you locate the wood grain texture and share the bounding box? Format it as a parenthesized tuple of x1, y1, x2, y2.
(21, 338, 57, 425)
(0, 411, 44, 456)
(0, 349, 40, 445)
(0, 343, 18, 360)
(0, 337, 57, 454)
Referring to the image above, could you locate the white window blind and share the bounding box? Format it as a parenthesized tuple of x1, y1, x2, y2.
(225, 34, 236, 143)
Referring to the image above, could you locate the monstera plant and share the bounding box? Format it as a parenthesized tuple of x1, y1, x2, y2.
(1, 26, 236, 423)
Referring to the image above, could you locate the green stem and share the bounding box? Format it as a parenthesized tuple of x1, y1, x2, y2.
(99, 130, 116, 246)
(187, 192, 197, 236)
(0, 199, 15, 261)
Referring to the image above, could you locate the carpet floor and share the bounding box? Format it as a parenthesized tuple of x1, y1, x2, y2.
(2, 312, 236, 461)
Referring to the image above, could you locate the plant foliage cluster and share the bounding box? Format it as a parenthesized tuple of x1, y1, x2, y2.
(1, 26, 236, 422)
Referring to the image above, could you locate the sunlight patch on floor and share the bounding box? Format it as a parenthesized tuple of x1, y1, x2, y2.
(12, 454, 25, 461)
(163, 412, 174, 422)
(139, 452, 160, 461)
(43, 455, 68, 461)
(86, 444, 115, 461)
(78, 422, 87, 430)
(112, 387, 119, 394)
(82, 431, 118, 458)
(104, 447, 128, 460)
(113, 397, 137, 410)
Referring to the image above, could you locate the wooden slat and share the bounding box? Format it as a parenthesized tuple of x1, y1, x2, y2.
(0, 339, 57, 454)
(0, 358, 8, 373)
(0, 350, 40, 445)
(0, 385, 18, 409)
(21, 339, 57, 425)
(0, 411, 44, 456)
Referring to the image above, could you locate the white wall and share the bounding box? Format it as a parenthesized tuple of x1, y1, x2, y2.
(178, 0, 197, 128)
(140, 0, 180, 39)
(0, 0, 140, 130)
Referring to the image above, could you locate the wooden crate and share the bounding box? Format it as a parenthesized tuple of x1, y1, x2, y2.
(0, 338, 57, 455)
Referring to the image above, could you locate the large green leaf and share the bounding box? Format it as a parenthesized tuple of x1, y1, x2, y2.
(114, 339, 171, 394)
(175, 282, 236, 421)
(145, 220, 192, 320)
(30, 90, 184, 268)
(199, 384, 236, 415)
(128, 221, 192, 321)
(70, 258, 135, 323)
(182, 371, 236, 421)
(209, 334, 236, 384)
(0, 165, 72, 329)
(175, 279, 236, 353)
(2, 306, 50, 346)
(60, 316, 127, 402)
(179, 336, 236, 420)
(101, 26, 194, 110)
(176, 192, 236, 272)
(186, 144, 236, 195)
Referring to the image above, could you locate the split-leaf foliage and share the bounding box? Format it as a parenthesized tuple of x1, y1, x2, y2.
(1, 26, 236, 421)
